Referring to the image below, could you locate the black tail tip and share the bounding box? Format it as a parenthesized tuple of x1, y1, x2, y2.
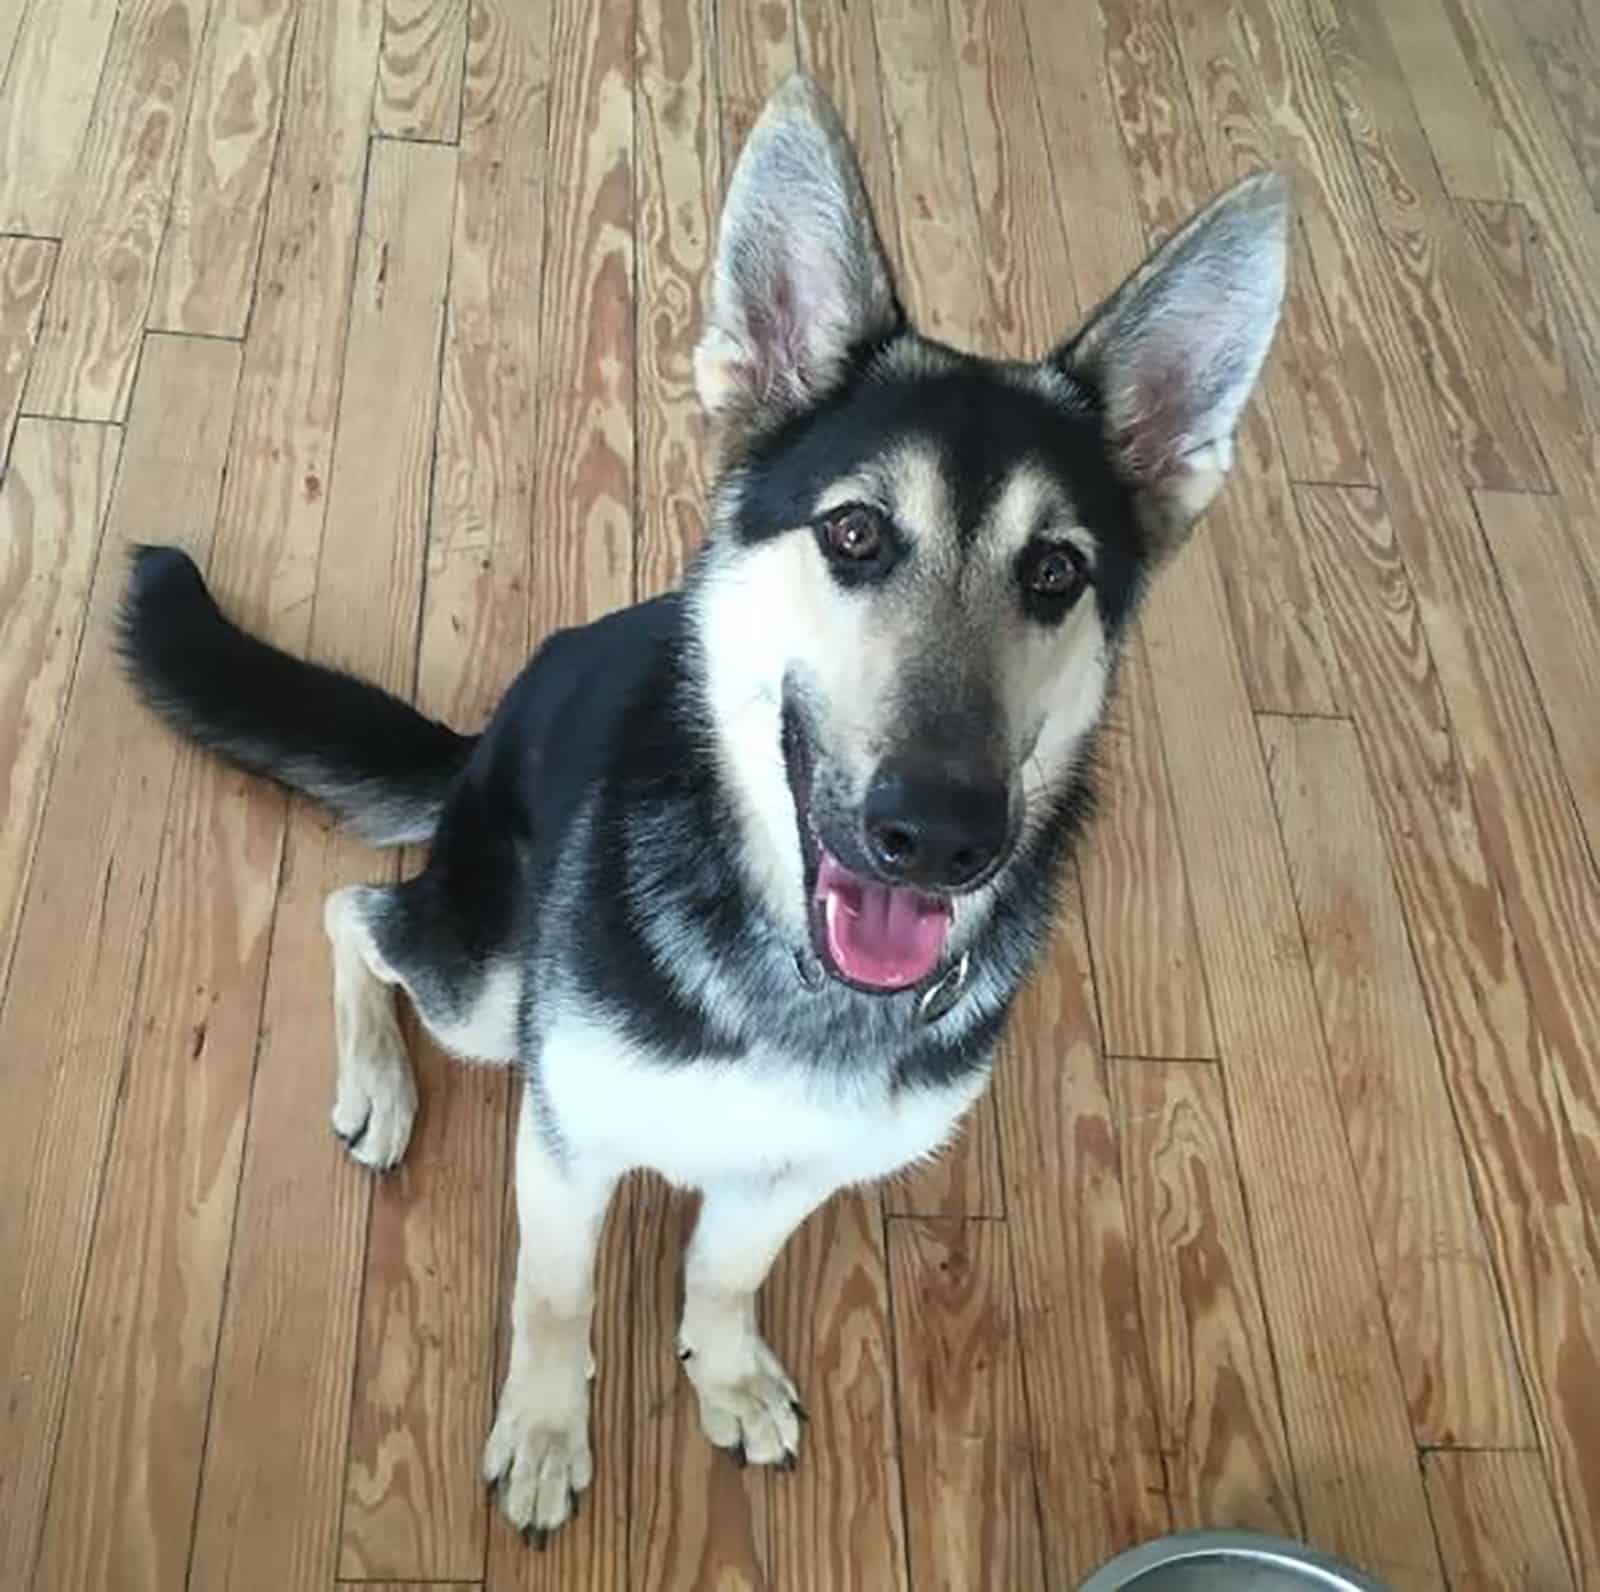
(126, 543, 207, 608)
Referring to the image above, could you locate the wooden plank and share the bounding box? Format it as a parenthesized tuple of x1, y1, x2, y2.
(0, 367, 240, 1591)
(24, 0, 211, 421)
(29, 342, 266, 1592)
(887, 1217, 1044, 1592)
(1235, 0, 1600, 1248)
(482, 0, 635, 1583)
(944, 0, 1078, 354)
(1183, 0, 1600, 1497)
(1438, 0, 1600, 390)
(1459, 200, 1600, 572)
(1381, 0, 1509, 199)
(1295, 481, 1600, 1576)
(1156, 0, 1375, 486)
(188, 130, 451, 1592)
(715, 0, 796, 162)
(0, 420, 116, 1031)
(634, 0, 718, 594)
(871, 0, 987, 352)
(630, 1183, 769, 1592)
(765, 1191, 909, 1592)
(1308, 0, 1551, 493)
(1424, 1449, 1577, 1592)
(376, 0, 467, 142)
(1473, 491, 1600, 873)
(1137, 534, 1442, 1589)
(1090, 0, 1348, 717)
(1110, 1059, 1299, 1537)
(148, 0, 299, 338)
(0, 0, 120, 233)
(1261, 712, 1531, 1448)
(338, 6, 549, 1575)
(1513, 0, 1600, 213)
(1077, 640, 1215, 1060)
(996, 879, 1169, 1581)
(0, 237, 53, 473)
(0, 0, 31, 88)
(792, 0, 898, 258)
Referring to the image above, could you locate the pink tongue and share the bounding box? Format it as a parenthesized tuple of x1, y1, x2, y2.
(815, 851, 952, 990)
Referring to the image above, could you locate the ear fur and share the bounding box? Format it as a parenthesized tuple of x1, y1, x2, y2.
(1058, 172, 1290, 550)
(694, 73, 901, 445)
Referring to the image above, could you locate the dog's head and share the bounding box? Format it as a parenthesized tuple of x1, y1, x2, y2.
(689, 74, 1287, 996)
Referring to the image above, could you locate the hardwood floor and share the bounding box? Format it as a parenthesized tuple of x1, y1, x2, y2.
(1, 0, 1597, 1586)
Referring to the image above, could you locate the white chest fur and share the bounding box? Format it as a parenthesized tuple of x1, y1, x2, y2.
(537, 1010, 988, 1190)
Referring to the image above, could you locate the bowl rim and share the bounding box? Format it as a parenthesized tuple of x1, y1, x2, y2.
(1076, 1529, 1390, 1592)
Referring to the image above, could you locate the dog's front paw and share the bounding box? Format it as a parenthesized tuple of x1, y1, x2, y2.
(330, 1037, 416, 1172)
(679, 1328, 805, 1468)
(483, 1362, 593, 1545)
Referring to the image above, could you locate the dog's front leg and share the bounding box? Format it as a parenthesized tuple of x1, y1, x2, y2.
(484, 1092, 618, 1544)
(677, 1173, 831, 1468)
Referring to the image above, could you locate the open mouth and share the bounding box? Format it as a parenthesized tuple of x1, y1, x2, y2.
(782, 702, 954, 994)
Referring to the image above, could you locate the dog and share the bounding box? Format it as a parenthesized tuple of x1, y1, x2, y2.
(119, 73, 1287, 1544)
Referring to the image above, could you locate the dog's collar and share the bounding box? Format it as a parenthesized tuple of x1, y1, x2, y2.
(793, 948, 974, 1025)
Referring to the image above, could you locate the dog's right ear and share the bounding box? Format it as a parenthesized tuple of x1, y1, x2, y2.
(695, 74, 901, 445)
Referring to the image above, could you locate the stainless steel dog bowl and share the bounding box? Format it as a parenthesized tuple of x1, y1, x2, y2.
(1078, 1530, 1389, 1591)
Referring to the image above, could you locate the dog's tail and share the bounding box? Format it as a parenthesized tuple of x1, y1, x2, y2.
(119, 545, 475, 846)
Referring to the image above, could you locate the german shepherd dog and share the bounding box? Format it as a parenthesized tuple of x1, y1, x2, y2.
(121, 75, 1287, 1543)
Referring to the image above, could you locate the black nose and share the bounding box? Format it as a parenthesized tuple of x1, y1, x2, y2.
(862, 763, 1012, 890)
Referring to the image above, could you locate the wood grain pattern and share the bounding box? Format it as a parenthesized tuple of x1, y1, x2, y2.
(1473, 491, 1600, 876)
(377, 0, 468, 142)
(0, 237, 54, 473)
(792, 0, 898, 258)
(1382, 0, 1509, 200)
(1110, 1059, 1299, 1537)
(1309, 0, 1550, 494)
(1460, 199, 1600, 563)
(1193, 2, 1600, 1538)
(1424, 1449, 1577, 1592)
(1261, 712, 1530, 1449)
(714, 0, 795, 163)
(996, 879, 1169, 1583)
(887, 1217, 1044, 1592)
(27, 346, 255, 1592)
(1098, 0, 1342, 716)
(0, 418, 111, 1000)
(634, 0, 717, 595)
(23, 0, 210, 421)
(1140, 538, 1443, 1589)
(1439, 0, 1600, 386)
(0, 380, 232, 1592)
(765, 1191, 909, 1592)
(148, 0, 299, 337)
(340, 8, 549, 1573)
(630, 1183, 769, 1592)
(189, 131, 452, 1592)
(0, 0, 120, 233)
(1161, 0, 1375, 487)
(1077, 639, 1215, 1061)
(1295, 481, 1600, 1576)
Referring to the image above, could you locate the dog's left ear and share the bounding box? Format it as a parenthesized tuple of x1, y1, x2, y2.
(695, 73, 901, 444)
(1057, 172, 1289, 553)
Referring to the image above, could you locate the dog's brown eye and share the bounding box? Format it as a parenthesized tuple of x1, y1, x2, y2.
(821, 506, 882, 561)
(1028, 546, 1086, 597)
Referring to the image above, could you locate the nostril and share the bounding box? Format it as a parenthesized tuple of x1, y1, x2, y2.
(872, 822, 918, 869)
(949, 846, 983, 883)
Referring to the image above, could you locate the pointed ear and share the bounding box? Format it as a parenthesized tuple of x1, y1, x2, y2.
(695, 73, 901, 443)
(1058, 172, 1290, 551)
